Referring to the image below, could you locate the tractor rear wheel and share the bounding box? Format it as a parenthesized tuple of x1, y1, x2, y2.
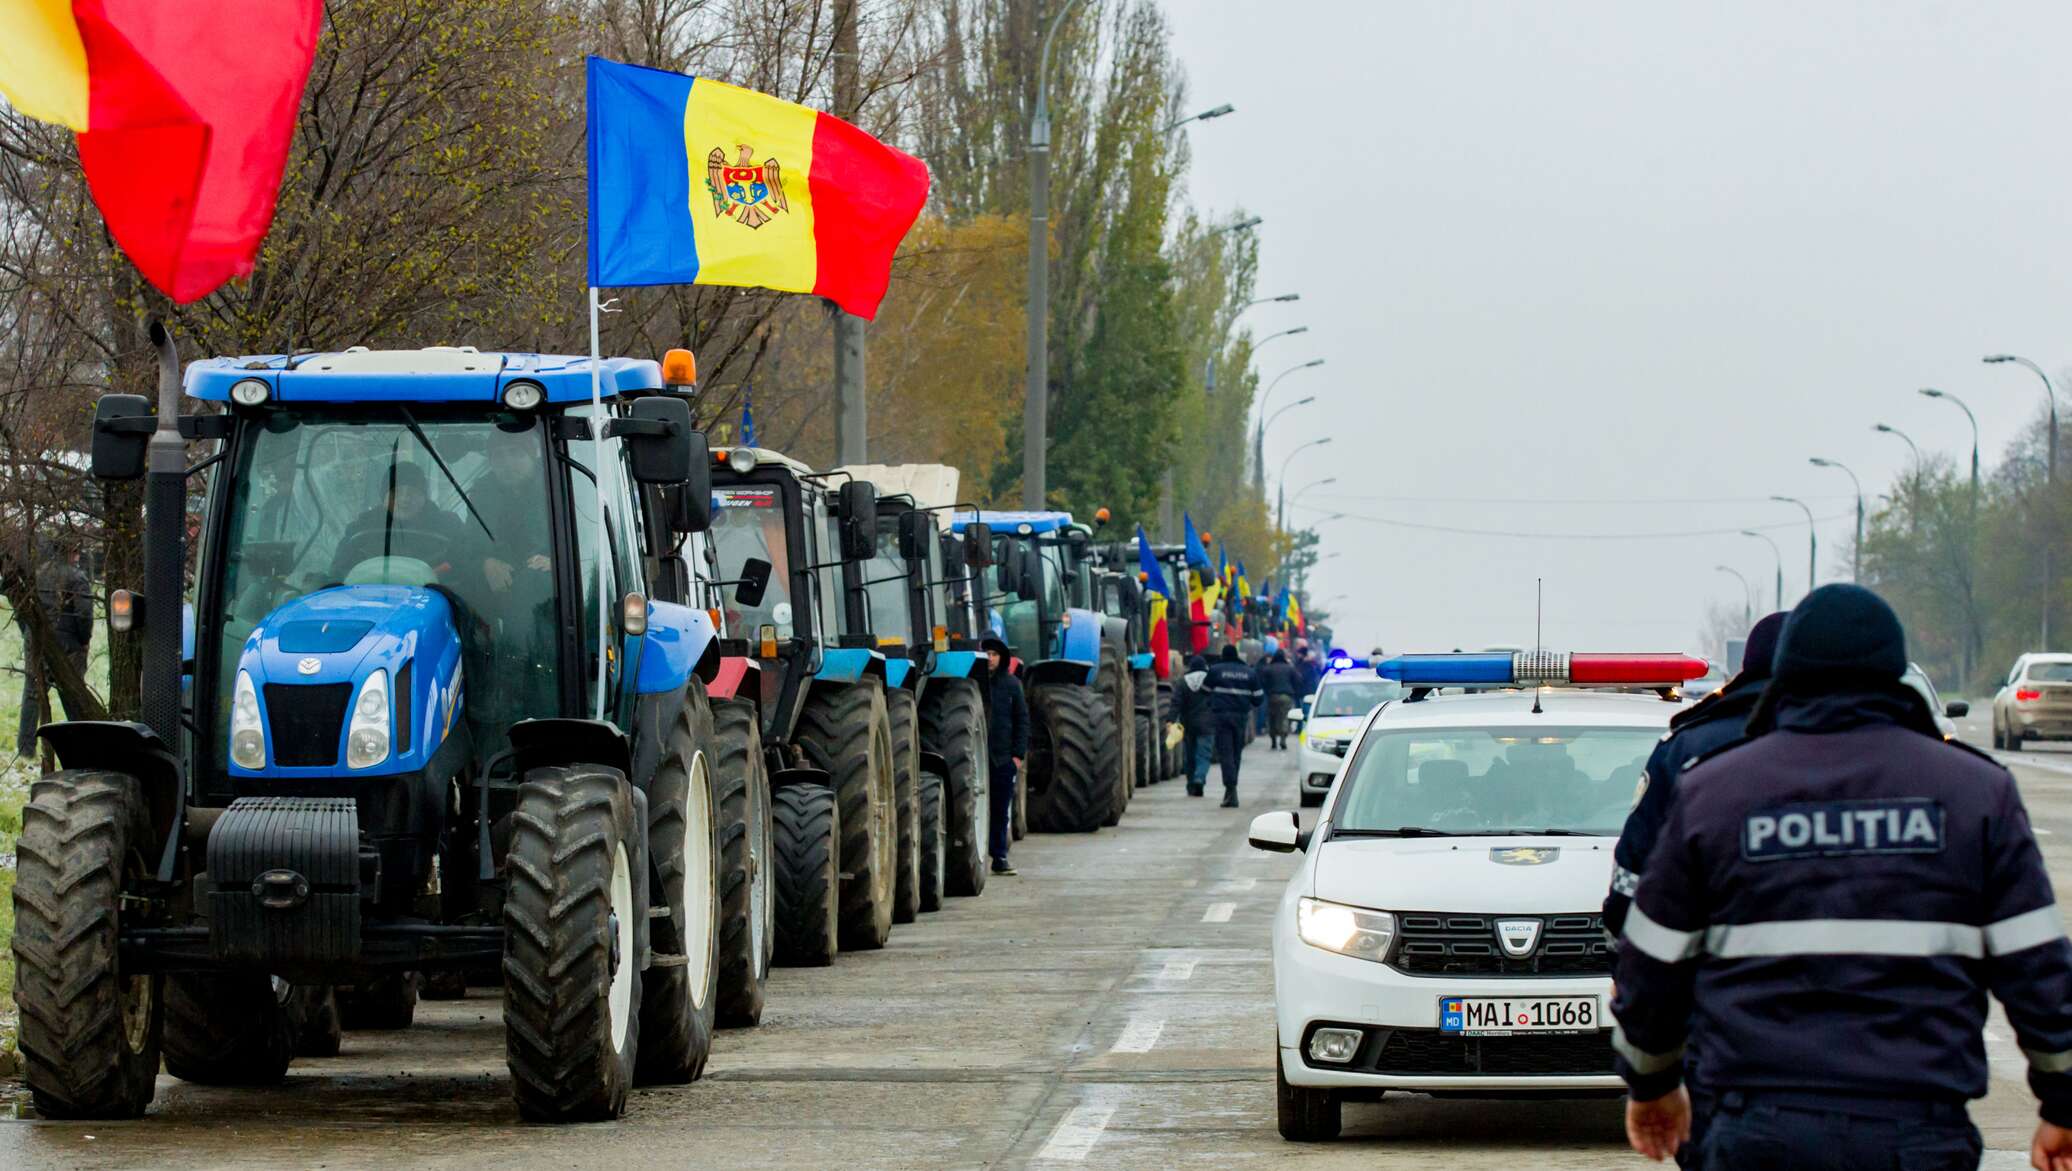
(636, 681, 720, 1084)
(1096, 647, 1131, 826)
(887, 688, 923, 925)
(291, 985, 341, 1057)
(771, 782, 839, 966)
(919, 678, 988, 898)
(503, 765, 643, 1122)
(12, 770, 162, 1118)
(1025, 683, 1108, 833)
(918, 770, 947, 913)
(337, 972, 419, 1030)
(712, 697, 773, 1027)
(1134, 709, 1154, 793)
(796, 682, 896, 950)
(163, 972, 297, 1085)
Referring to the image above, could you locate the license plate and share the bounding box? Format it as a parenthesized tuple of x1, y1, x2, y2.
(1439, 995, 1599, 1036)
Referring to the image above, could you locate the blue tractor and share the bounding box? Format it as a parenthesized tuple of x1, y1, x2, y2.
(13, 340, 729, 1122)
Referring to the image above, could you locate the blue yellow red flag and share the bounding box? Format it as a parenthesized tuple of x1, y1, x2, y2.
(1135, 526, 1165, 596)
(1183, 514, 1210, 570)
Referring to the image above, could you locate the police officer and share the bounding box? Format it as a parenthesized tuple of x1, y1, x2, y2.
(1204, 644, 1264, 808)
(1611, 585, 2072, 1169)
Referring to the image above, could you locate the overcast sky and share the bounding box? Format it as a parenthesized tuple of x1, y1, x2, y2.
(1164, 1, 2072, 661)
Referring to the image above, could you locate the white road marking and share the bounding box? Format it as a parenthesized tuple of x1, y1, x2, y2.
(1035, 1100, 1119, 1161)
(1203, 902, 1235, 923)
(1157, 958, 1197, 981)
(1111, 1015, 1165, 1054)
(1215, 878, 1257, 892)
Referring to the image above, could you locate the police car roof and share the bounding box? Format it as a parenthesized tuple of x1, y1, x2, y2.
(1370, 688, 1687, 732)
(185, 347, 666, 406)
(951, 510, 1078, 535)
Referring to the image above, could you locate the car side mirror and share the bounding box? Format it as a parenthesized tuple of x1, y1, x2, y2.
(1248, 810, 1300, 853)
(1945, 700, 1970, 719)
(623, 396, 695, 485)
(837, 480, 878, 561)
(735, 557, 772, 608)
(963, 522, 993, 568)
(896, 508, 929, 561)
(91, 394, 153, 480)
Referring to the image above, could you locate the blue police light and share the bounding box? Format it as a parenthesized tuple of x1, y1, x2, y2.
(1377, 653, 1516, 685)
(1375, 652, 1708, 687)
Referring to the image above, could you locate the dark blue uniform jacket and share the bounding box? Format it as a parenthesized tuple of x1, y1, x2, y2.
(1203, 659, 1264, 720)
(1610, 686, 2072, 1125)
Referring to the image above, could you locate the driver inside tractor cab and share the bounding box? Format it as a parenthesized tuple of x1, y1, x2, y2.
(709, 485, 794, 638)
(323, 461, 464, 584)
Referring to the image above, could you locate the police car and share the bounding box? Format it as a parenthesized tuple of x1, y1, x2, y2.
(1295, 668, 1404, 806)
(1250, 651, 1704, 1141)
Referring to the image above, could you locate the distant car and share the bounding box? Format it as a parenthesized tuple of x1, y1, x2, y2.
(1294, 670, 1404, 808)
(1901, 662, 1966, 739)
(1677, 663, 1726, 700)
(1992, 653, 2072, 751)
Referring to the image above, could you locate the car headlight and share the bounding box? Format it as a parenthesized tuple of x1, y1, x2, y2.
(346, 669, 391, 769)
(1296, 897, 1395, 963)
(231, 670, 265, 768)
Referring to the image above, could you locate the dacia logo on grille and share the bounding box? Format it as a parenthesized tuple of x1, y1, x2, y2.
(1489, 847, 1559, 866)
(1496, 918, 1543, 957)
(296, 657, 322, 676)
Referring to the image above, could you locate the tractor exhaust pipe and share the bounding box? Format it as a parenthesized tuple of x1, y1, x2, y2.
(140, 321, 185, 753)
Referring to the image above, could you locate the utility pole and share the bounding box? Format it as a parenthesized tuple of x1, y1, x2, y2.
(831, 0, 867, 464)
(1985, 355, 2059, 647)
(1023, 0, 1083, 509)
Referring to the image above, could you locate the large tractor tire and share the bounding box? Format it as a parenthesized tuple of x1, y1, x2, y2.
(712, 697, 773, 1027)
(1134, 709, 1155, 794)
(796, 682, 897, 951)
(919, 678, 988, 898)
(918, 770, 947, 912)
(1025, 683, 1109, 833)
(636, 681, 720, 1085)
(292, 985, 342, 1057)
(503, 765, 643, 1122)
(1135, 668, 1162, 782)
(771, 782, 839, 966)
(12, 770, 162, 1118)
(1012, 762, 1027, 841)
(163, 972, 298, 1085)
(1096, 647, 1132, 827)
(337, 972, 419, 1030)
(886, 688, 924, 926)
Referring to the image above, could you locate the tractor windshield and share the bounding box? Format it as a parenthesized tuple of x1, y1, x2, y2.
(710, 484, 795, 639)
(206, 408, 558, 764)
(862, 525, 912, 646)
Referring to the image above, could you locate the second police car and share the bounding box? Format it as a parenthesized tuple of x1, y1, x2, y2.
(1250, 650, 1706, 1141)
(1295, 666, 1404, 806)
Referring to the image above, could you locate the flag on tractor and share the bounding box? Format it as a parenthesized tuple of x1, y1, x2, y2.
(1135, 526, 1164, 596)
(1181, 515, 1211, 653)
(1134, 526, 1172, 678)
(1289, 593, 1305, 635)
(0, 0, 322, 302)
(586, 57, 930, 319)
(1183, 514, 1211, 570)
(1237, 561, 1252, 602)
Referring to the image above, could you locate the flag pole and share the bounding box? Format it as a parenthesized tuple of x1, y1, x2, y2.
(589, 285, 609, 720)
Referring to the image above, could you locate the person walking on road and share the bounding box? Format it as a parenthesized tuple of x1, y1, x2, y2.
(1602, 609, 1784, 1167)
(1205, 644, 1264, 808)
(16, 541, 93, 756)
(1260, 650, 1302, 751)
(1612, 585, 2072, 1170)
(1178, 653, 1214, 797)
(983, 637, 1028, 876)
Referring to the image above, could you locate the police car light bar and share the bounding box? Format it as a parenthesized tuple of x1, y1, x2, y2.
(1376, 652, 1708, 688)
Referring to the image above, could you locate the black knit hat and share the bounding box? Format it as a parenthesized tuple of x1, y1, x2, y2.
(1737, 611, 1788, 682)
(981, 637, 1011, 657)
(1771, 584, 1906, 683)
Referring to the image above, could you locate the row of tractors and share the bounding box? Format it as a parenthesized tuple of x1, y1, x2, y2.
(9, 341, 1174, 1124)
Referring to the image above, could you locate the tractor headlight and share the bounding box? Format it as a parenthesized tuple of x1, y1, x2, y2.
(1296, 897, 1395, 963)
(502, 379, 545, 410)
(346, 669, 391, 769)
(229, 378, 271, 406)
(231, 671, 265, 769)
(726, 447, 758, 473)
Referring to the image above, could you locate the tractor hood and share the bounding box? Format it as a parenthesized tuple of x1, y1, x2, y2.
(245, 585, 447, 685)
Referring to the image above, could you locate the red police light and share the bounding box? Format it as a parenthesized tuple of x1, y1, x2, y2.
(1567, 654, 1710, 685)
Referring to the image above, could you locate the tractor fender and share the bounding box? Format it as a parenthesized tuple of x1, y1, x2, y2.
(1128, 652, 1155, 672)
(917, 750, 949, 779)
(634, 600, 718, 695)
(930, 650, 979, 679)
(770, 765, 833, 791)
(38, 720, 183, 849)
(508, 718, 633, 784)
(882, 657, 915, 690)
(707, 655, 760, 707)
(815, 646, 886, 685)
(1025, 658, 1097, 690)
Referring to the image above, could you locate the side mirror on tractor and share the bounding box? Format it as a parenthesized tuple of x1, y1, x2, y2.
(837, 480, 878, 562)
(664, 422, 714, 534)
(90, 394, 153, 480)
(622, 396, 695, 486)
(735, 557, 773, 608)
(896, 509, 930, 561)
(962, 522, 993, 567)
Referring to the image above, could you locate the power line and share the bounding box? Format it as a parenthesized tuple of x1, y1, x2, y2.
(1309, 492, 1858, 506)
(1293, 505, 1853, 541)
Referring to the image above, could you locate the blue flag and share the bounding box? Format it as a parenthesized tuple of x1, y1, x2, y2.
(741, 390, 756, 447)
(1183, 514, 1211, 570)
(1136, 526, 1165, 596)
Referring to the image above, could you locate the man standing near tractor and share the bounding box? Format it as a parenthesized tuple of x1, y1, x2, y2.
(984, 637, 1028, 875)
(1205, 645, 1265, 807)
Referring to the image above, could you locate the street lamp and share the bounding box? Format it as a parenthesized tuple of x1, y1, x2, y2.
(1209, 215, 1262, 236)
(1254, 358, 1325, 494)
(1256, 325, 1309, 348)
(1740, 530, 1784, 612)
(1247, 293, 1300, 306)
(1161, 103, 1234, 135)
(1872, 422, 1921, 466)
(1918, 388, 1980, 510)
(1261, 396, 1315, 439)
(1772, 495, 1817, 596)
(1984, 354, 2060, 646)
(1715, 565, 1754, 624)
(1874, 423, 1925, 524)
(1291, 475, 1337, 506)
(1277, 438, 1332, 530)
(1808, 457, 1863, 582)
(1022, 0, 1088, 509)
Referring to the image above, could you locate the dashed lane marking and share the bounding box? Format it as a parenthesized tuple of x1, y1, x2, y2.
(1034, 1100, 1119, 1161)
(1157, 958, 1198, 981)
(1214, 878, 1257, 892)
(1111, 1016, 1165, 1054)
(1203, 902, 1235, 923)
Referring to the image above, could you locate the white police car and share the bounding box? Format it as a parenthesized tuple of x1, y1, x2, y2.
(1296, 669, 1404, 807)
(1250, 651, 1704, 1141)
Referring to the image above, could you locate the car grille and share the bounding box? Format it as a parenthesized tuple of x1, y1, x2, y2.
(264, 683, 351, 767)
(1390, 913, 1611, 977)
(1363, 1027, 1614, 1077)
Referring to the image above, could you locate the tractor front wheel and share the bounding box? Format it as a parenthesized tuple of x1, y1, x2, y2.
(920, 679, 988, 898)
(636, 681, 720, 1084)
(887, 688, 923, 925)
(771, 782, 840, 966)
(1025, 684, 1109, 834)
(796, 683, 896, 950)
(712, 697, 773, 1026)
(163, 972, 297, 1085)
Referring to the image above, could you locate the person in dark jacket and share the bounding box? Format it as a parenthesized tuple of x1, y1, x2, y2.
(1204, 644, 1264, 807)
(983, 637, 1029, 875)
(1259, 650, 1302, 750)
(1602, 609, 1784, 1168)
(1177, 654, 1214, 796)
(1613, 585, 2072, 1169)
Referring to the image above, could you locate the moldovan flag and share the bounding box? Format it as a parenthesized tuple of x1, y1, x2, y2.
(0, 0, 321, 302)
(586, 57, 930, 320)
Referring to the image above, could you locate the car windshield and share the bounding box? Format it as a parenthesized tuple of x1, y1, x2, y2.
(709, 484, 795, 639)
(2027, 662, 2072, 682)
(1313, 680, 1403, 716)
(1334, 725, 1661, 836)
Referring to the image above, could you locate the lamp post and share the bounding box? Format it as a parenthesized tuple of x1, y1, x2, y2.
(1808, 458, 1863, 582)
(1921, 386, 1985, 682)
(1161, 103, 1234, 135)
(1918, 388, 1980, 512)
(1256, 325, 1309, 348)
(1874, 423, 1924, 525)
(1022, 0, 1087, 509)
(1772, 495, 1817, 596)
(1247, 293, 1300, 307)
(1873, 422, 1921, 467)
(1984, 355, 2060, 646)
(1254, 358, 1324, 494)
(1210, 215, 1262, 236)
(1277, 438, 1332, 530)
(1716, 565, 1754, 625)
(1291, 475, 1337, 508)
(1740, 529, 1784, 612)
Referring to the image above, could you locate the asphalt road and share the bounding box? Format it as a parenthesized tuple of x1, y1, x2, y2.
(2, 717, 2067, 1169)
